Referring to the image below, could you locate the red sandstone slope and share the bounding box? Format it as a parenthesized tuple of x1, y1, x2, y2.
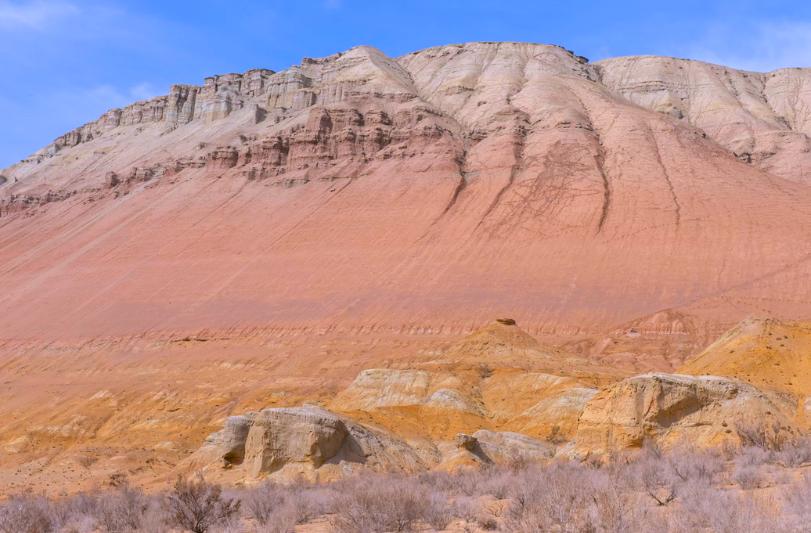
(1, 43, 810, 341)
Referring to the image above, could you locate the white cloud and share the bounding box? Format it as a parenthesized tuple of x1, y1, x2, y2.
(127, 82, 159, 102)
(686, 20, 811, 72)
(0, 0, 78, 30)
(66, 82, 162, 112)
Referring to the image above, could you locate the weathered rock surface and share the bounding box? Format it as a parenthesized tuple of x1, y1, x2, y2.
(333, 368, 482, 414)
(574, 373, 798, 455)
(197, 406, 427, 481)
(597, 56, 811, 184)
(1, 43, 810, 342)
(460, 430, 555, 464)
(243, 407, 348, 476)
(325, 321, 616, 443)
(509, 386, 598, 442)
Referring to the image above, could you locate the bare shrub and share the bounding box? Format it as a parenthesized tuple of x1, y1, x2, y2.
(94, 483, 149, 532)
(459, 465, 517, 500)
(164, 475, 241, 533)
(780, 472, 811, 529)
(503, 462, 603, 532)
(732, 463, 763, 489)
(0, 495, 54, 533)
(774, 436, 811, 467)
(632, 447, 680, 506)
(285, 484, 338, 525)
(330, 474, 451, 532)
(254, 506, 297, 533)
(675, 483, 777, 533)
(450, 495, 495, 530)
(736, 419, 787, 451)
(736, 444, 772, 467)
(411, 471, 503, 529)
(240, 481, 304, 533)
(242, 482, 287, 525)
(667, 447, 725, 484)
(9, 441, 811, 532)
(58, 512, 97, 533)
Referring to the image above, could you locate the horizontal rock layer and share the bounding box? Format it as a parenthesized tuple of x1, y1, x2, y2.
(0, 43, 810, 341)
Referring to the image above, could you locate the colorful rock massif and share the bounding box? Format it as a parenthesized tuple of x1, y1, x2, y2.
(1, 42, 811, 493)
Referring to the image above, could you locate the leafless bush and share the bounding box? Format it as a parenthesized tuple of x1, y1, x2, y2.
(452, 464, 517, 500)
(736, 444, 772, 467)
(736, 419, 788, 451)
(0, 495, 54, 533)
(10, 442, 811, 532)
(774, 436, 811, 467)
(164, 475, 241, 533)
(240, 481, 306, 533)
(632, 447, 680, 506)
(94, 483, 149, 533)
(501, 462, 604, 532)
(732, 462, 763, 489)
(242, 482, 287, 525)
(330, 474, 452, 532)
(780, 472, 811, 529)
(674, 483, 776, 532)
(667, 446, 725, 484)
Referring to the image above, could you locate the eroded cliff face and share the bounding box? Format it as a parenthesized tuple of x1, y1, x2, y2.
(596, 56, 811, 183)
(1, 42, 810, 342)
(1, 43, 811, 493)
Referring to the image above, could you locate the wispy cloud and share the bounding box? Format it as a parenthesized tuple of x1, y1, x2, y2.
(53, 82, 162, 117)
(0, 1, 186, 167)
(0, 0, 78, 30)
(686, 20, 811, 72)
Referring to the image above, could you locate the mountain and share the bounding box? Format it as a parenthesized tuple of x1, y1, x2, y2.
(1, 42, 810, 342)
(2, 42, 811, 494)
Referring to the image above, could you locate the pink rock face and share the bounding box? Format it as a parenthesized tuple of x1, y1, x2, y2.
(1, 42, 810, 341)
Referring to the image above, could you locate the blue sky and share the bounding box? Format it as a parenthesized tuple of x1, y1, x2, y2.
(2, 0, 811, 168)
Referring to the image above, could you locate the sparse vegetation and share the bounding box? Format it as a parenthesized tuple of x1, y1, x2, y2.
(3, 440, 811, 532)
(164, 475, 241, 533)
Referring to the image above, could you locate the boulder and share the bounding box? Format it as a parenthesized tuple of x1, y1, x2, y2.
(198, 405, 428, 480)
(451, 430, 554, 466)
(574, 373, 798, 454)
(209, 412, 257, 464)
(244, 407, 348, 476)
(470, 430, 555, 463)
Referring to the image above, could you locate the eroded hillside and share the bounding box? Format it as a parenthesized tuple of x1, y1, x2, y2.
(1, 42, 811, 494)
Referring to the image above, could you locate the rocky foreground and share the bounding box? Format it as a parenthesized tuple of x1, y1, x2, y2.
(3, 441, 811, 532)
(183, 319, 808, 485)
(1, 317, 810, 495)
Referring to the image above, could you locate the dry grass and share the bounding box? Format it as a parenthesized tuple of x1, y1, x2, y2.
(3, 440, 811, 532)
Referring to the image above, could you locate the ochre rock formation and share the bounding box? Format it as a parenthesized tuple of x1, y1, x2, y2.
(193, 405, 428, 482)
(573, 373, 798, 455)
(680, 319, 811, 398)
